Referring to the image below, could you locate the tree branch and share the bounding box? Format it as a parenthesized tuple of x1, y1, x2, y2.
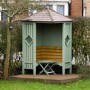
(2, 10, 11, 17)
(10, 7, 24, 17)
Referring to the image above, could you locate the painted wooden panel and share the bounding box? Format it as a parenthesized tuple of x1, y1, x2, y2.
(22, 22, 36, 75)
(36, 23, 62, 46)
(62, 22, 72, 75)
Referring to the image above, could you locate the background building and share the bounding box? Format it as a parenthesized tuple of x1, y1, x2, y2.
(1, 0, 88, 20)
(83, 0, 90, 17)
(0, 0, 71, 21)
(71, 0, 83, 17)
(39, 0, 71, 16)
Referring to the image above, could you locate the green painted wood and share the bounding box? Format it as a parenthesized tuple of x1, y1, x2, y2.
(70, 23, 72, 74)
(22, 22, 72, 75)
(36, 28, 42, 46)
(43, 24, 62, 46)
(33, 23, 36, 75)
(22, 23, 24, 74)
(36, 23, 62, 46)
(22, 22, 36, 75)
(62, 22, 72, 75)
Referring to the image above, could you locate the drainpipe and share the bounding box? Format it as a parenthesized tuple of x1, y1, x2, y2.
(68, 2, 71, 16)
(82, 0, 84, 16)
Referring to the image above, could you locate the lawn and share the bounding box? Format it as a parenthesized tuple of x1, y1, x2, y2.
(0, 79, 90, 90)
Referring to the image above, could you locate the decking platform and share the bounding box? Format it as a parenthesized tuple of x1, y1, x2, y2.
(10, 74, 79, 84)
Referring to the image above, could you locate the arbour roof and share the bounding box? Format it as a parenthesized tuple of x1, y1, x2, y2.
(23, 8, 72, 23)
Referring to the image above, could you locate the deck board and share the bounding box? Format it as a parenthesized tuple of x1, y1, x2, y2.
(10, 74, 79, 84)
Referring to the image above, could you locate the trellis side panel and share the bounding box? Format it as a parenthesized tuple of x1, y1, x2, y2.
(22, 22, 36, 75)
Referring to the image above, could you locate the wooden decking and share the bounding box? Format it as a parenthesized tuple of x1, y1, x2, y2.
(10, 74, 79, 84)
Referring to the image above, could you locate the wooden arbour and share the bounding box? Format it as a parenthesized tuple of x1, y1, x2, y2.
(22, 8, 72, 75)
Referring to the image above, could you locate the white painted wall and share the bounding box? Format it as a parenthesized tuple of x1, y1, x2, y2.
(39, 0, 70, 16)
(32, 2, 69, 16)
(53, 2, 69, 16)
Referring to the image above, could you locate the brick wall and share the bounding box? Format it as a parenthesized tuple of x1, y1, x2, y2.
(71, 0, 82, 17)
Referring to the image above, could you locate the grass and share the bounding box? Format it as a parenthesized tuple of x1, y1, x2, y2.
(0, 79, 90, 90)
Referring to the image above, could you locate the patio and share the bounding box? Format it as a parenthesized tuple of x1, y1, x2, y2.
(10, 74, 79, 84)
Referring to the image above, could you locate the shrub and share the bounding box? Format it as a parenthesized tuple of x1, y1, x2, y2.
(77, 65, 90, 79)
(10, 60, 22, 75)
(72, 17, 90, 79)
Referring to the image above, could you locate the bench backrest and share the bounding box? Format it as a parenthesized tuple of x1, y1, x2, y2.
(36, 46, 62, 63)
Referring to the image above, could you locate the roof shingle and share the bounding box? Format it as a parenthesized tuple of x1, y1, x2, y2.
(23, 8, 72, 22)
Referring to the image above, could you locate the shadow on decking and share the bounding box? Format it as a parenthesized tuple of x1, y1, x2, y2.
(25, 65, 72, 74)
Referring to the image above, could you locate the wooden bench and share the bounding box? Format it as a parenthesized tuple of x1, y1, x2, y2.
(36, 46, 62, 63)
(36, 46, 72, 75)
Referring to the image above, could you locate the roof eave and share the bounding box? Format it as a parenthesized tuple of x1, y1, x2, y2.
(22, 20, 72, 23)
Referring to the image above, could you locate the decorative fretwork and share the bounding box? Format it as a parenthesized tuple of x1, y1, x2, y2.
(25, 35, 33, 45)
(65, 35, 70, 46)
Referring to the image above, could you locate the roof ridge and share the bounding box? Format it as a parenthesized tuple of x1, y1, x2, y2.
(47, 8, 55, 22)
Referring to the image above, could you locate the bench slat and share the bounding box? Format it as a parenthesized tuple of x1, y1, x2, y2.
(36, 46, 62, 63)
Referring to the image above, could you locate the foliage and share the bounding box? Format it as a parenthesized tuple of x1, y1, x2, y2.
(0, 60, 4, 70)
(10, 60, 22, 75)
(77, 65, 90, 79)
(0, 21, 22, 54)
(0, 21, 7, 54)
(11, 21, 22, 52)
(0, 21, 22, 76)
(72, 17, 90, 79)
(0, 0, 29, 18)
